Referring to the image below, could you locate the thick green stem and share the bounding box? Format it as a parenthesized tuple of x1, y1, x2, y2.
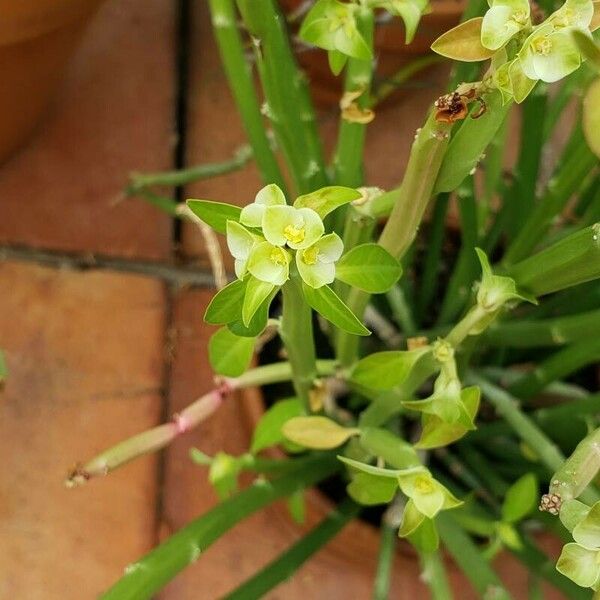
(373, 522, 396, 600)
(280, 275, 318, 408)
(419, 550, 453, 600)
(208, 0, 287, 191)
(100, 454, 339, 600)
(332, 7, 374, 188)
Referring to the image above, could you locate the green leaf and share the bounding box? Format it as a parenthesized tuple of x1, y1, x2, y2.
(282, 416, 359, 449)
(495, 522, 523, 550)
(583, 78, 600, 158)
(228, 286, 276, 338)
(243, 277, 275, 326)
(501, 473, 538, 523)
(302, 283, 370, 336)
(250, 398, 304, 454)
(350, 348, 431, 391)
(209, 452, 242, 500)
(572, 30, 600, 71)
(399, 499, 426, 537)
(359, 427, 420, 469)
(186, 199, 241, 234)
(560, 499, 591, 533)
(434, 91, 510, 194)
(573, 501, 600, 549)
(431, 18, 496, 62)
(328, 49, 347, 75)
(294, 186, 361, 218)
(347, 472, 398, 505)
(208, 327, 254, 377)
(335, 244, 402, 293)
(204, 279, 246, 325)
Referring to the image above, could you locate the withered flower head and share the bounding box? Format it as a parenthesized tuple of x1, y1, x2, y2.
(434, 92, 469, 123)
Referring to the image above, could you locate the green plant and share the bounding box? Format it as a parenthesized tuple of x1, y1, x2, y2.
(69, 0, 600, 597)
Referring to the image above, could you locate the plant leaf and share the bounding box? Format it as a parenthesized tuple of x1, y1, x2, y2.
(573, 501, 600, 549)
(431, 18, 496, 62)
(209, 452, 242, 499)
(335, 243, 402, 293)
(208, 327, 255, 377)
(347, 472, 398, 505)
(0, 350, 7, 383)
(359, 427, 420, 469)
(501, 473, 538, 523)
(583, 78, 600, 159)
(338, 455, 415, 478)
(204, 279, 246, 325)
(350, 348, 431, 390)
(243, 277, 275, 326)
(228, 286, 276, 338)
(572, 30, 600, 70)
(560, 499, 591, 533)
(251, 398, 304, 454)
(282, 416, 359, 449)
(302, 283, 370, 336)
(287, 489, 306, 524)
(186, 199, 241, 234)
(592, 0, 600, 31)
(294, 186, 361, 218)
(407, 516, 440, 553)
(556, 543, 600, 588)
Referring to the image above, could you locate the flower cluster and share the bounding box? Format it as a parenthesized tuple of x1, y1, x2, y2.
(227, 184, 344, 289)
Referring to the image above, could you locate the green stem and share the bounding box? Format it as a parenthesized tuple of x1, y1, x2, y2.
(100, 454, 339, 600)
(509, 223, 600, 296)
(237, 0, 327, 193)
(280, 275, 318, 408)
(418, 550, 453, 600)
(224, 499, 360, 600)
(373, 522, 396, 600)
(332, 7, 374, 188)
(387, 284, 418, 337)
(508, 336, 600, 399)
(208, 0, 287, 191)
(128, 144, 253, 192)
(437, 514, 513, 599)
(503, 136, 598, 265)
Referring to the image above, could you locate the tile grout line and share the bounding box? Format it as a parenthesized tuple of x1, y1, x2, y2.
(153, 0, 193, 554)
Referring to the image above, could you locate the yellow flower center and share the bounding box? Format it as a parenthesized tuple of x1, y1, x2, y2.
(511, 10, 528, 25)
(284, 224, 305, 245)
(532, 36, 552, 55)
(302, 247, 319, 266)
(270, 247, 288, 266)
(414, 475, 435, 494)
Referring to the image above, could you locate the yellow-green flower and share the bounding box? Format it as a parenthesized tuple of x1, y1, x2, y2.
(481, 0, 531, 51)
(296, 233, 344, 288)
(397, 468, 462, 519)
(240, 184, 286, 228)
(263, 205, 324, 250)
(226, 220, 258, 279)
(247, 241, 291, 286)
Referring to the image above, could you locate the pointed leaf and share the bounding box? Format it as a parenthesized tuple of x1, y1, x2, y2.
(501, 473, 538, 523)
(251, 398, 304, 454)
(208, 327, 254, 377)
(204, 279, 246, 325)
(572, 30, 600, 71)
(556, 543, 600, 588)
(359, 427, 420, 469)
(431, 18, 496, 62)
(302, 283, 370, 336)
(243, 277, 275, 326)
(347, 472, 398, 505)
(336, 243, 402, 293)
(287, 489, 306, 524)
(350, 348, 431, 390)
(399, 499, 426, 537)
(187, 199, 241, 234)
(228, 286, 276, 338)
(294, 186, 361, 218)
(282, 416, 359, 449)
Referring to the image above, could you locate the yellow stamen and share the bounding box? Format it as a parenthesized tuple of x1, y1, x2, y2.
(270, 247, 288, 266)
(302, 246, 319, 265)
(532, 36, 552, 55)
(284, 224, 305, 245)
(414, 475, 435, 494)
(511, 10, 528, 25)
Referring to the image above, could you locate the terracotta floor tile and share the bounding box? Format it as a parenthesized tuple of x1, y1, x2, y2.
(0, 0, 175, 260)
(0, 262, 166, 599)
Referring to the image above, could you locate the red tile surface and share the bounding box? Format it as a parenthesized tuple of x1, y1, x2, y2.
(0, 261, 166, 599)
(0, 0, 175, 260)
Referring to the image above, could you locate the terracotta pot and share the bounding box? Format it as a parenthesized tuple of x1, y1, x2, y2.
(279, 0, 466, 106)
(0, 0, 104, 164)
